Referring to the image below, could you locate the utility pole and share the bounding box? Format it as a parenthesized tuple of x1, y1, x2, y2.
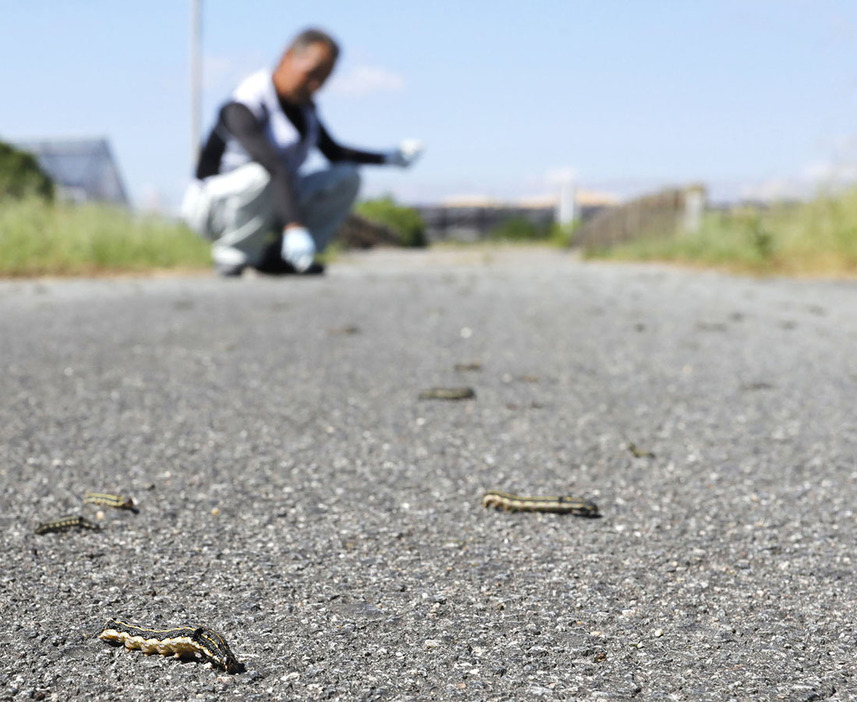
(190, 0, 202, 170)
(556, 174, 577, 228)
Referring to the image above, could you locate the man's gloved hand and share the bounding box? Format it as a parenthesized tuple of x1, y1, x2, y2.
(386, 139, 424, 168)
(281, 225, 316, 273)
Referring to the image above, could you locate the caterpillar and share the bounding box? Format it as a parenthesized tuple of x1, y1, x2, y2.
(482, 491, 599, 517)
(327, 324, 361, 335)
(627, 442, 656, 459)
(34, 515, 101, 534)
(83, 492, 139, 513)
(98, 619, 243, 674)
(418, 387, 476, 400)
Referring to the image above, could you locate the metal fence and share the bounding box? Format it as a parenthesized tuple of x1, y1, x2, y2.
(574, 185, 706, 251)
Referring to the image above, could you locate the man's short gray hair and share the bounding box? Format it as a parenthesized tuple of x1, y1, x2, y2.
(289, 28, 340, 63)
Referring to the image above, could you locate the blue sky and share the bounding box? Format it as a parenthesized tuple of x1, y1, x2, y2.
(3, 0, 857, 210)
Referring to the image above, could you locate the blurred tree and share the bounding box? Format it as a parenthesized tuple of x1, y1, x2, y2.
(355, 195, 426, 247)
(0, 139, 54, 201)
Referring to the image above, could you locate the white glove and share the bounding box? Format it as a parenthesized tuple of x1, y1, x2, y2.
(386, 139, 424, 168)
(281, 226, 316, 272)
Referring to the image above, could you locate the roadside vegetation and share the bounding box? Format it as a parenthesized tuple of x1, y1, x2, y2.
(5, 126, 857, 279)
(0, 141, 54, 201)
(586, 187, 857, 277)
(0, 197, 210, 277)
(0, 138, 209, 277)
(486, 216, 576, 248)
(355, 195, 427, 247)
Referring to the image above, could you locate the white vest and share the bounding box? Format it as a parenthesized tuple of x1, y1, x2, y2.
(219, 69, 320, 176)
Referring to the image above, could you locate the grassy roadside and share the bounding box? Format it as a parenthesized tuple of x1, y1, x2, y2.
(585, 187, 857, 277)
(0, 198, 211, 277)
(5, 189, 857, 279)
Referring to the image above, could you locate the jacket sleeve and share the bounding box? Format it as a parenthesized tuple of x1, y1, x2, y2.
(219, 101, 300, 226)
(317, 123, 387, 165)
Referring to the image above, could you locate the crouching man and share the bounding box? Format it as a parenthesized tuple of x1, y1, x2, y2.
(182, 27, 422, 276)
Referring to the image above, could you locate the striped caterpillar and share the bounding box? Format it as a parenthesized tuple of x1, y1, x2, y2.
(83, 492, 139, 513)
(34, 515, 101, 534)
(627, 442, 655, 459)
(98, 619, 242, 674)
(482, 491, 600, 517)
(418, 387, 476, 400)
(327, 324, 361, 335)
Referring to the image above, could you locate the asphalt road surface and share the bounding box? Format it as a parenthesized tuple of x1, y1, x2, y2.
(1, 247, 855, 701)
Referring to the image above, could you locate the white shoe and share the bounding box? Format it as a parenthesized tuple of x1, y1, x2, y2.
(212, 246, 248, 277)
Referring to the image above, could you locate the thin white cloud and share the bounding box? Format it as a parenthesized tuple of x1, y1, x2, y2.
(740, 178, 808, 202)
(739, 134, 857, 202)
(326, 65, 405, 97)
(803, 159, 857, 185)
(738, 168, 856, 202)
(800, 132, 857, 191)
(201, 55, 404, 100)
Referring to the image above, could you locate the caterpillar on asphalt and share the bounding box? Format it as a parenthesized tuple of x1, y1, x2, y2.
(34, 515, 101, 534)
(482, 491, 600, 517)
(326, 324, 361, 335)
(83, 491, 139, 513)
(98, 618, 243, 674)
(418, 387, 476, 400)
(627, 442, 656, 459)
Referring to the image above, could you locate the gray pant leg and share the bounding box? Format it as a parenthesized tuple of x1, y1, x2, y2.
(183, 162, 360, 265)
(296, 164, 361, 251)
(182, 163, 277, 268)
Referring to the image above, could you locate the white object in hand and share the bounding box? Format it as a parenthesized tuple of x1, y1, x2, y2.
(387, 139, 424, 167)
(282, 226, 316, 272)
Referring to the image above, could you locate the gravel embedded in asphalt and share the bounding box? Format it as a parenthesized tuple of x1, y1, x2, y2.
(1, 247, 855, 700)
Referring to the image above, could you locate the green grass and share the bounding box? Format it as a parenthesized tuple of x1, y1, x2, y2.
(8, 188, 857, 279)
(0, 198, 211, 277)
(586, 187, 857, 277)
(355, 196, 427, 247)
(486, 215, 548, 242)
(484, 217, 578, 248)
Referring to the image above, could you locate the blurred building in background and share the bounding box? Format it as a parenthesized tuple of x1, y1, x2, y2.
(14, 137, 129, 206)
